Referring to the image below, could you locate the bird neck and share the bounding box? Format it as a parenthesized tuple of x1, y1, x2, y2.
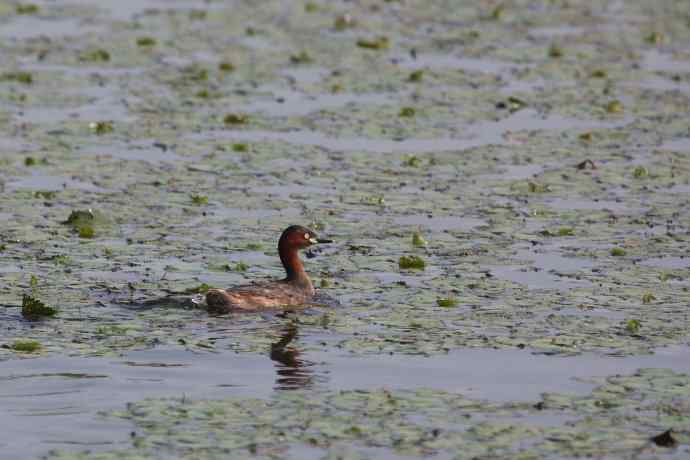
(279, 245, 312, 288)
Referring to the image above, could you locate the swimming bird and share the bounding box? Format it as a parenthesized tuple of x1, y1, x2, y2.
(205, 225, 332, 312)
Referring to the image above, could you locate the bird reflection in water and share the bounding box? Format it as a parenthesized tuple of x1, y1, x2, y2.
(269, 322, 318, 390)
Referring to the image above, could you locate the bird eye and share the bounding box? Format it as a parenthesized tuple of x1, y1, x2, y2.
(304, 233, 310, 239)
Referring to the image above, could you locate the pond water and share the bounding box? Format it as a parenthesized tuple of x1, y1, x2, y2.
(0, 0, 689, 459)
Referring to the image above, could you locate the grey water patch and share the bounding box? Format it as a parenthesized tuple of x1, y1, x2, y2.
(395, 214, 485, 232)
(485, 243, 595, 290)
(253, 184, 335, 199)
(639, 256, 690, 270)
(5, 174, 111, 193)
(77, 140, 186, 164)
(546, 197, 639, 213)
(281, 67, 330, 85)
(2, 344, 690, 459)
(660, 138, 690, 152)
(528, 25, 585, 38)
(478, 163, 549, 181)
(399, 54, 522, 74)
(0, 16, 102, 40)
(240, 89, 392, 117)
(643, 49, 690, 74)
(188, 109, 630, 154)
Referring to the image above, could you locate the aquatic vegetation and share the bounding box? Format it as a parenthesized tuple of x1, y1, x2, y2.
(15, 4, 39, 14)
(136, 37, 157, 47)
(399, 255, 426, 270)
(625, 319, 642, 333)
(1, 0, 689, 456)
(218, 61, 235, 72)
(356, 36, 389, 50)
(633, 166, 649, 178)
(224, 113, 248, 124)
(334, 14, 355, 30)
(1, 71, 33, 84)
(89, 121, 114, 134)
(190, 194, 209, 205)
(606, 100, 624, 114)
(9, 339, 42, 352)
(289, 51, 313, 64)
(411, 231, 427, 247)
(610, 247, 626, 257)
(80, 49, 111, 62)
(436, 297, 457, 307)
(408, 70, 424, 82)
(399, 107, 416, 117)
(22, 294, 58, 320)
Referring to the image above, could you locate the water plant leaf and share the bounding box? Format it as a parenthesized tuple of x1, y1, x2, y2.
(22, 294, 58, 320)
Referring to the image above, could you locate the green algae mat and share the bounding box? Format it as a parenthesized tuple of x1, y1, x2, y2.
(0, 0, 689, 458)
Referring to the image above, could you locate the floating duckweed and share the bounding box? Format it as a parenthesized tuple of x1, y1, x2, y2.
(183, 65, 209, 81)
(579, 132, 593, 142)
(399, 255, 426, 270)
(490, 5, 504, 20)
(590, 69, 607, 78)
(320, 278, 331, 288)
(16, 4, 38, 14)
(234, 262, 249, 272)
(606, 100, 624, 113)
(224, 113, 248, 124)
(497, 97, 526, 112)
(356, 36, 389, 50)
(245, 242, 262, 250)
(548, 44, 563, 58)
(136, 37, 157, 47)
(304, 2, 318, 12)
(402, 155, 421, 167)
(642, 292, 656, 304)
(645, 32, 664, 44)
(528, 181, 549, 193)
(190, 194, 209, 205)
(63, 209, 104, 238)
(290, 51, 313, 64)
(411, 231, 427, 247)
(80, 49, 110, 62)
(399, 107, 416, 117)
(437, 297, 457, 307)
(610, 247, 626, 257)
(331, 83, 344, 93)
(232, 143, 248, 152)
(51, 254, 70, 265)
(22, 294, 58, 320)
(89, 121, 114, 134)
(10, 340, 41, 352)
(1, 71, 33, 84)
(334, 14, 355, 30)
(188, 10, 207, 20)
(78, 226, 95, 238)
(218, 61, 235, 72)
(633, 166, 648, 178)
(557, 227, 575, 236)
(183, 283, 211, 294)
(625, 319, 641, 333)
(408, 70, 424, 82)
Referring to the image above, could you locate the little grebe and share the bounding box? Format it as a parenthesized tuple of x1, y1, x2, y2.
(205, 225, 332, 312)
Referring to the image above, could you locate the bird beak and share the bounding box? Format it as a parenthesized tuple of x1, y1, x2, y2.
(310, 237, 332, 244)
